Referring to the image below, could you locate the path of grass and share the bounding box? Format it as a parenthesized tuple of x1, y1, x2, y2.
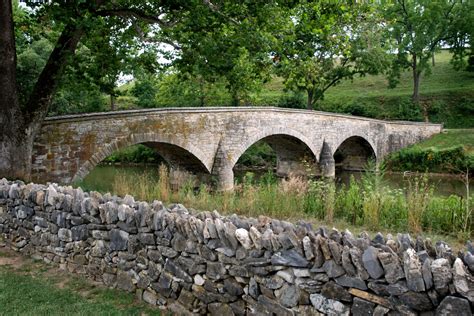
(0, 246, 161, 316)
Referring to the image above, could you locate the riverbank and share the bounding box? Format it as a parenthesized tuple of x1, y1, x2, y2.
(385, 129, 474, 174)
(76, 166, 472, 244)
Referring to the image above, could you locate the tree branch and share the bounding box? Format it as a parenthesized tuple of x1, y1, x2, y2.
(23, 23, 84, 125)
(96, 8, 177, 28)
(202, 0, 239, 24)
(132, 23, 181, 50)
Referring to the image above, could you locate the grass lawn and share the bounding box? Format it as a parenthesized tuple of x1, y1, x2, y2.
(413, 129, 474, 155)
(0, 246, 161, 316)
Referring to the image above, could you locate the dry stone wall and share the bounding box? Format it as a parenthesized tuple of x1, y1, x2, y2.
(0, 179, 473, 315)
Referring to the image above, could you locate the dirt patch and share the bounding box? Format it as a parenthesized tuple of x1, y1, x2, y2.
(0, 246, 26, 268)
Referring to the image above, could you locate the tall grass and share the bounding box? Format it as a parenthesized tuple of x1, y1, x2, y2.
(107, 165, 473, 240)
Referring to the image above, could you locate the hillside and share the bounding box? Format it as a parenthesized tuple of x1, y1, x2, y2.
(257, 50, 474, 128)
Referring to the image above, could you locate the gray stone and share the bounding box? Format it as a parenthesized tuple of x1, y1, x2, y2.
(164, 259, 192, 283)
(208, 303, 235, 316)
(142, 290, 157, 305)
(116, 270, 135, 292)
(435, 296, 472, 316)
(350, 247, 370, 280)
(453, 258, 474, 303)
(16, 205, 34, 219)
(271, 249, 310, 267)
(138, 233, 155, 245)
(367, 281, 389, 296)
(177, 289, 195, 309)
(351, 297, 375, 316)
(328, 240, 342, 265)
(256, 275, 285, 290)
(403, 248, 425, 292)
(310, 293, 349, 316)
(207, 261, 226, 280)
(257, 295, 294, 316)
(373, 232, 385, 244)
(90, 240, 107, 257)
(276, 269, 294, 284)
(335, 275, 367, 290)
(110, 229, 129, 251)
(431, 258, 452, 293)
(399, 291, 433, 312)
(58, 228, 72, 242)
(398, 233, 413, 252)
(224, 278, 244, 296)
(249, 277, 260, 299)
(321, 281, 352, 302)
(422, 258, 433, 290)
(303, 236, 314, 260)
(293, 268, 311, 278)
(341, 246, 356, 276)
(362, 246, 384, 279)
(323, 260, 345, 278)
(387, 281, 409, 296)
(377, 251, 404, 284)
(276, 284, 300, 308)
(71, 225, 88, 241)
(153, 272, 173, 297)
(373, 305, 390, 316)
(249, 226, 263, 250)
(464, 252, 474, 272)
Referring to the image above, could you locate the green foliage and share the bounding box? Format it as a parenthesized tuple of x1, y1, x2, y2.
(131, 77, 158, 108)
(103, 145, 163, 164)
(386, 146, 473, 173)
(77, 166, 473, 240)
(383, 1, 465, 101)
(155, 72, 231, 107)
(276, 1, 388, 109)
(236, 141, 276, 168)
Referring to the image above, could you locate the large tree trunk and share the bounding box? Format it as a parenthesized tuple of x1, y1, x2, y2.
(0, 2, 84, 181)
(110, 94, 116, 111)
(307, 90, 314, 110)
(411, 54, 421, 103)
(0, 0, 31, 180)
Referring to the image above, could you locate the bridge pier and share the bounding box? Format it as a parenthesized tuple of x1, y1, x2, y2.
(319, 141, 335, 178)
(214, 167, 234, 191)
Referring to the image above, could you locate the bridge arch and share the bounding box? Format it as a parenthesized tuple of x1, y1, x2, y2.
(71, 133, 211, 183)
(213, 128, 319, 190)
(229, 128, 319, 169)
(333, 135, 377, 171)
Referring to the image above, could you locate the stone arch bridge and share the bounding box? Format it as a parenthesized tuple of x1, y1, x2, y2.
(31, 107, 442, 190)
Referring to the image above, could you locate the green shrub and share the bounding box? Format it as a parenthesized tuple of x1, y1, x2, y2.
(386, 146, 472, 173)
(103, 145, 163, 164)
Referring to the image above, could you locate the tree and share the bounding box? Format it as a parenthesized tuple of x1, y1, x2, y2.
(169, 1, 281, 106)
(276, 1, 388, 110)
(384, 0, 463, 104)
(1, 0, 273, 181)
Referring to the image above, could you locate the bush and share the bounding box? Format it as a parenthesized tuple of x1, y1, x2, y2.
(386, 146, 473, 173)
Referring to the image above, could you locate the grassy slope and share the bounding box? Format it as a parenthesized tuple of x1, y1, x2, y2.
(414, 129, 474, 155)
(257, 50, 474, 128)
(0, 247, 161, 315)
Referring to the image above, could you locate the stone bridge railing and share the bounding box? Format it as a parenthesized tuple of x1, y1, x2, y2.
(0, 179, 472, 315)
